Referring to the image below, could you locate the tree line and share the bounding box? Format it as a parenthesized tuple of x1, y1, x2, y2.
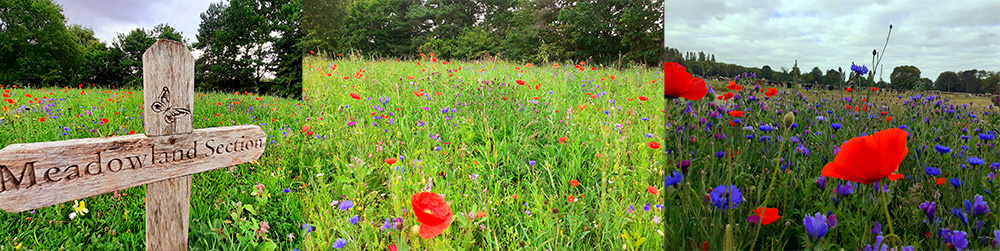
(0, 0, 302, 98)
(664, 46, 999, 94)
(304, 0, 663, 67)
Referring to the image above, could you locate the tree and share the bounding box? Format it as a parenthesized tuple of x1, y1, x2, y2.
(67, 24, 123, 86)
(810, 67, 823, 84)
(194, 0, 302, 98)
(791, 60, 800, 83)
(958, 70, 981, 93)
(826, 69, 841, 86)
(760, 65, 773, 80)
(889, 65, 921, 90)
(345, 0, 416, 57)
(935, 71, 959, 92)
(0, 0, 82, 85)
(302, 0, 349, 54)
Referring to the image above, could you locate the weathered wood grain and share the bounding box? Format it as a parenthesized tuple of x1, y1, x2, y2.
(0, 125, 266, 213)
(142, 39, 197, 249)
(143, 39, 194, 136)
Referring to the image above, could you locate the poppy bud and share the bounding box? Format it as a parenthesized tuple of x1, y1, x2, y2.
(783, 112, 795, 129)
(552, 207, 559, 213)
(889, 24, 892, 29)
(410, 225, 419, 235)
(395, 222, 404, 230)
(702, 194, 711, 205)
(520, 241, 525, 247)
(873, 49, 877, 56)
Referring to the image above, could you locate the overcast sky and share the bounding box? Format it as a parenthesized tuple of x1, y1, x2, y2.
(54, 0, 215, 45)
(665, 0, 999, 82)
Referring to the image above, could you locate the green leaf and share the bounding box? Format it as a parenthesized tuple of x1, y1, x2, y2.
(255, 241, 277, 251)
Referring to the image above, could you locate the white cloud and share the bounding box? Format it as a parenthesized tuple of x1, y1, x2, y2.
(665, 0, 1000, 81)
(55, 0, 216, 45)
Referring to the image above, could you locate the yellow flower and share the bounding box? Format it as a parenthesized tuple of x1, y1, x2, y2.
(72, 200, 88, 216)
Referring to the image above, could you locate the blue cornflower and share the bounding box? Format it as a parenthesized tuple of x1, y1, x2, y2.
(939, 229, 968, 251)
(934, 144, 951, 153)
(816, 176, 826, 190)
(969, 195, 989, 216)
(759, 124, 773, 132)
(831, 123, 842, 130)
(715, 151, 725, 159)
(709, 184, 743, 210)
(919, 201, 936, 222)
(380, 218, 392, 229)
(528, 160, 536, 166)
(349, 216, 359, 224)
(951, 178, 963, 188)
(665, 171, 683, 187)
(851, 64, 869, 75)
(332, 238, 347, 249)
(302, 223, 314, 233)
(338, 200, 354, 210)
(967, 156, 984, 166)
(872, 221, 882, 235)
(979, 133, 994, 141)
(804, 212, 830, 241)
(925, 167, 941, 176)
(951, 208, 968, 224)
(284, 188, 291, 193)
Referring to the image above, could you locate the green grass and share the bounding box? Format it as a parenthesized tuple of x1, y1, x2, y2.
(299, 56, 665, 250)
(666, 77, 999, 250)
(0, 87, 305, 250)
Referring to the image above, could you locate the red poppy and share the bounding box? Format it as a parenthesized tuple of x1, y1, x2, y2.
(936, 177, 946, 185)
(411, 192, 453, 239)
(534, 83, 540, 90)
(726, 81, 742, 91)
(414, 91, 425, 97)
(886, 116, 893, 122)
(753, 207, 780, 225)
(566, 195, 576, 202)
(639, 96, 648, 101)
(516, 80, 525, 85)
(663, 62, 707, 100)
(301, 125, 311, 133)
(820, 128, 909, 184)
(559, 137, 567, 144)
(570, 179, 580, 187)
(648, 142, 660, 149)
(765, 88, 778, 97)
(101, 118, 109, 124)
(647, 186, 659, 195)
(723, 92, 734, 101)
(39, 117, 45, 122)
(350, 93, 361, 99)
(728, 111, 744, 117)
(846, 88, 853, 93)
(888, 173, 903, 181)
(871, 87, 879, 91)
(386, 158, 397, 165)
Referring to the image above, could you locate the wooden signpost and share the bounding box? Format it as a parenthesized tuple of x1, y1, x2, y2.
(0, 39, 267, 250)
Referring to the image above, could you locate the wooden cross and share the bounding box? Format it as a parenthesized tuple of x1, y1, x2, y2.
(0, 39, 267, 250)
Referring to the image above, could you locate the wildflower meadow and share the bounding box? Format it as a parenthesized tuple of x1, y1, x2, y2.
(662, 61, 998, 250)
(298, 54, 666, 250)
(0, 85, 305, 250)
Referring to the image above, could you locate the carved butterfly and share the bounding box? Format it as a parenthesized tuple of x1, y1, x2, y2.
(150, 86, 191, 124)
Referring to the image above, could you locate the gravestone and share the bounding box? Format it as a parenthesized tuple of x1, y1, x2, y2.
(0, 39, 267, 250)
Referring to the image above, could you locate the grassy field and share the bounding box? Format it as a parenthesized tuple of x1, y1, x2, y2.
(299, 56, 665, 250)
(0, 86, 305, 250)
(666, 76, 998, 250)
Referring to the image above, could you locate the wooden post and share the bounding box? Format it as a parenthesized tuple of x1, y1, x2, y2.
(143, 39, 195, 250)
(0, 39, 266, 250)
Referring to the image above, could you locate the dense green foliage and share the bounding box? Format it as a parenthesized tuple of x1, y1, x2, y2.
(194, 0, 303, 99)
(0, 0, 302, 98)
(303, 0, 663, 66)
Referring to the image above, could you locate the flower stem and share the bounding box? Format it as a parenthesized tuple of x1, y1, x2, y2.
(880, 188, 902, 248)
(748, 125, 791, 251)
